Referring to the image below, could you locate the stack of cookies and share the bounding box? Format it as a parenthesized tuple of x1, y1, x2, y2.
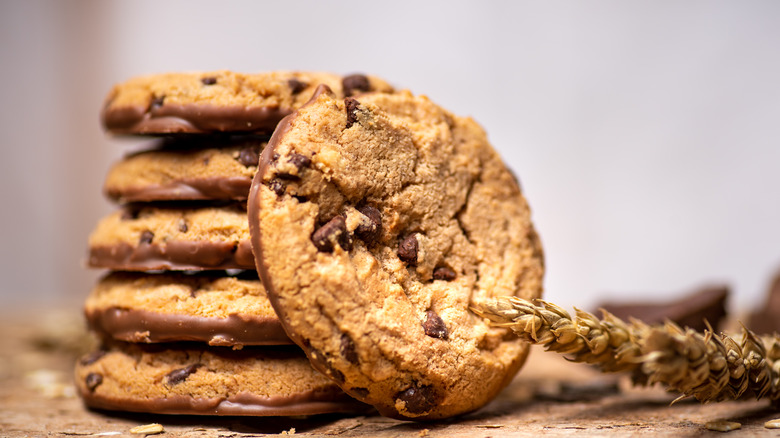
(75, 71, 393, 415)
(76, 71, 546, 421)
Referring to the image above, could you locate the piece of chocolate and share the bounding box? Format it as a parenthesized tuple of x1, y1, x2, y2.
(287, 78, 308, 95)
(395, 384, 437, 415)
(422, 310, 448, 340)
(355, 205, 382, 245)
(398, 234, 418, 265)
(311, 216, 351, 252)
(342, 74, 370, 97)
(345, 97, 360, 129)
(139, 230, 154, 245)
(432, 266, 456, 281)
(596, 284, 729, 332)
(237, 147, 260, 167)
(85, 373, 103, 392)
(201, 77, 217, 85)
(166, 364, 200, 386)
(340, 334, 359, 364)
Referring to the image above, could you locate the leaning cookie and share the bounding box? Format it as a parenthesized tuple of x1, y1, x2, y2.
(88, 203, 253, 270)
(102, 71, 394, 135)
(85, 271, 291, 347)
(249, 87, 544, 419)
(75, 342, 370, 416)
(104, 137, 266, 203)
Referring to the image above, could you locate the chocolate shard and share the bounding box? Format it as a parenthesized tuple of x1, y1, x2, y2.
(422, 310, 449, 340)
(287, 78, 308, 94)
(345, 97, 361, 129)
(432, 266, 456, 281)
(311, 216, 352, 252)
(596, 284, 729, 332)
(201, 76, 217, 85)
(165, 364, 200, 386)
(398, 234, 418, 265)
(342, 74, 371, 97)
(85, 372, 103, 392)
(355, 205, 382, 245)
(288, 153, 311, 170)
(395, 383, 438, 415)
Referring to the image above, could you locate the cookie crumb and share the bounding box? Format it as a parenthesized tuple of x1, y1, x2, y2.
(130, 423, 164, 435)
(765, 419, 780, 429)
(705, 420, 741, 432)
(418, 429, 429, 437)
(280, 427, 296, 435)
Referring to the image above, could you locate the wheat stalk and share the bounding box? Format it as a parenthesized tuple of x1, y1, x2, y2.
(474, 296, 780, 404)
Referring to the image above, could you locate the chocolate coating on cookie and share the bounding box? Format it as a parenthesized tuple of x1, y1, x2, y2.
(101, 71, 394, 135)
(249, 89, 544, 419)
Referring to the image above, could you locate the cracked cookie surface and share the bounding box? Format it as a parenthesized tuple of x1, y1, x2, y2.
(75, 342, 370, 416)
(102, 71, 394, 135)
(88, 203, 253, 270)
(85, 271, 291, 346)
(248, 87, 544, 419)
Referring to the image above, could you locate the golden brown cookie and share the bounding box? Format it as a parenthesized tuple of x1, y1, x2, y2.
(87, 203, 252, 270)
(248, 87, 544, 419)
(102, 71, 394, 135)
(75, 342, 370, 416)
(104, 137, 266, 202)
(85, 271, 291, 347)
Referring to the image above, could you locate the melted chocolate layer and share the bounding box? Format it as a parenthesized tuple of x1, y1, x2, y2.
(106, 177, 252, 202)
(89, 240, 254, 271)
(86, 308, 292, 346)
(80, 388, 371, 416)
(103, 103, 291, 135)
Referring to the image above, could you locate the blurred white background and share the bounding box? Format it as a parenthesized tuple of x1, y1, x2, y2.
(1, 1, 779, 314)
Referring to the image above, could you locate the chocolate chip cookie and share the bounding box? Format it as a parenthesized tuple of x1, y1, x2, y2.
(249, 87, 544, 419)
(85, 271, 291, 347)
(102, 71, 394, 135)
(104, 137, 266, 202)
(75, 342, 370, 416)
(88, 203, 253, 270)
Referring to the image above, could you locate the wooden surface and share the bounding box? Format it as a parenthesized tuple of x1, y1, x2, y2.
(2, 309, 779, 437)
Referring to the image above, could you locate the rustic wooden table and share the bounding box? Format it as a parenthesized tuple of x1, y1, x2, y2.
(2, 309, 777, 437)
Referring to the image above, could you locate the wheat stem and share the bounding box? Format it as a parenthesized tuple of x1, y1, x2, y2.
(474, 296, 780, 403)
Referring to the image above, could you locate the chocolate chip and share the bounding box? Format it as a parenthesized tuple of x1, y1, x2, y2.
(150, 95, 164, 108)
(165, 364, 200, 386)
(342, 74, 371, 97)
(120, 206, 140, 220)
(312, 216, 352, 252)
(289, 153, 311, 170)
(432, 266, 456, 281)
(269, 178, 286, 196)
(85, 373, 103, 392)
(237, 147, 259, 167)
(139, 230, 154, 245)
(398, 234, 418, 265)
(395, 383, 438, 415)
(79, 350, 106, 366)
(351, 387, 369, 398)
(201, 76, 217, 85)
(307, 347, 345, 383)
(345, 97, 360, 129)
(288, 78, 308, 94)
(423, 310, 449, 340)
(354, 205, 382, 245)
(340, 333, 359, 364)
(178, 219, 188, 233)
